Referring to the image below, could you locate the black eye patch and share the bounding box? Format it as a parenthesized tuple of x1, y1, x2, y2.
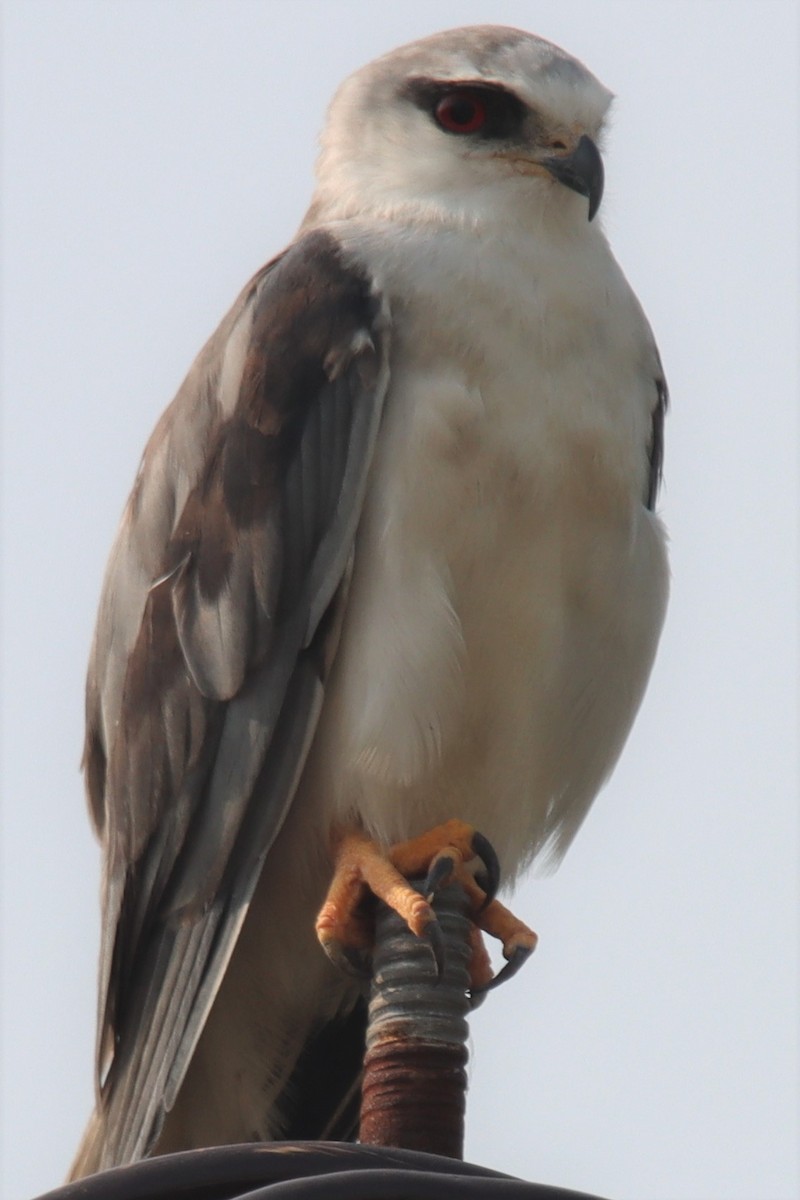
(402, 79, 529, 141)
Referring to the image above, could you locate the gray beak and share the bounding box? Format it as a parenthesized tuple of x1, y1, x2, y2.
(541, 134, 604, 221)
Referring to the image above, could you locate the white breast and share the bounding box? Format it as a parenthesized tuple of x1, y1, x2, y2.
(306, 218, 669, 878)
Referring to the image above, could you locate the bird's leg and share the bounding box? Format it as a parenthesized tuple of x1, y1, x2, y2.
(315, 819, 537, 992)
(315, 828, 437, 975)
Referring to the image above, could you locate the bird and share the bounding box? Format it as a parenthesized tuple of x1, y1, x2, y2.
(70, 24, 669, 1179)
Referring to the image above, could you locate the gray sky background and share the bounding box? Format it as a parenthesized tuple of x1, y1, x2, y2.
(1, 2, 798, 1198)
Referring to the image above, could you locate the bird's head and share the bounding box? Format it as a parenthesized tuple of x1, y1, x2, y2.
(310, 26, 612, 234)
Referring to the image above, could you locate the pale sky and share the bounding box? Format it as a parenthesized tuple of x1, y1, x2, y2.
(1, 3, 798, 1199)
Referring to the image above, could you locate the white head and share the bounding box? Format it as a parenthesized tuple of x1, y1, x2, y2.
(308, 26, 613, 233)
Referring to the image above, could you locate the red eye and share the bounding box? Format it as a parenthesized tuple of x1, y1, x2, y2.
(434, 90, 487, 134)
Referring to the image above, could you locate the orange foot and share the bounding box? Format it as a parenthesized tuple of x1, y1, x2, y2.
(315, 819, 537, 998)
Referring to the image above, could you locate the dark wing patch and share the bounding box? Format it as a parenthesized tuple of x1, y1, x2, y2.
(646, 376, 668, 510)
(84, 229, 390, 1166)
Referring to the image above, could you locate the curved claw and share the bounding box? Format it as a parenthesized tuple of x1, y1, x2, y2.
(470, 943, 533, 999)
(319, 937, 372, 979)
(424, 850, 457, 899)
(471, 831, 500, 909)
(421, 917, 446, 980)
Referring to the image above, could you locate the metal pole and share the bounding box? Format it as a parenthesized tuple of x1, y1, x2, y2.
(359, 881, 472, 1158)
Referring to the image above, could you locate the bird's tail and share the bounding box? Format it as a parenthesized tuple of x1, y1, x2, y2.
(66, 1108, 106, 1182)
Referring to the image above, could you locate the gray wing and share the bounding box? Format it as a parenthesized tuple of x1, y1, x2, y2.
(83, 228, 390, 1166)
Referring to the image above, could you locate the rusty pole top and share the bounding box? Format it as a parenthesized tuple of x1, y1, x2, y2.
(358, 881, 473, 1159)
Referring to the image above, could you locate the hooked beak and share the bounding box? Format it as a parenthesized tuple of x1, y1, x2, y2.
(541, 134, 604, 221)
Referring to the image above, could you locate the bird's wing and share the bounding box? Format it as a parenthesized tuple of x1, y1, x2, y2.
(83, 228, 390, 1165)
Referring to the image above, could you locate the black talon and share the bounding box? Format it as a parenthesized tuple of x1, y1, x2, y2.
(471, 831, 500, 909)
(323, 941, 372, 979)
(424, 852, 456, 899)
(422, 917, 446, 980)
(471, 944, 533, 999)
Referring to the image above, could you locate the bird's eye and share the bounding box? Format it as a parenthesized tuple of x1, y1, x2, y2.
(434, 91, 487, 135)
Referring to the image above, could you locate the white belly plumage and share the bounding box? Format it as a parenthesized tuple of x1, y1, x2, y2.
(308, 296, 669, 878)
